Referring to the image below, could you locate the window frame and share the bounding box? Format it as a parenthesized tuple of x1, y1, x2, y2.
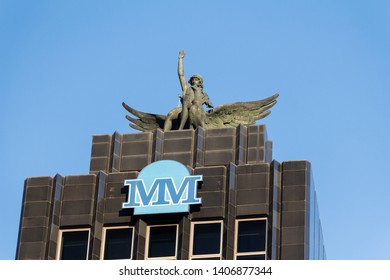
(145, 224, 179, 260)
(56, 228, 91, 260)
(234, 218, 267, 260)
(189, 220, 223, 260)
(100, 226, 135, 260)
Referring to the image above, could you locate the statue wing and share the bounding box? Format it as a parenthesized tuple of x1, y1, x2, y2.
(122, 102, 166, 131)
(205, 93, 279, 128)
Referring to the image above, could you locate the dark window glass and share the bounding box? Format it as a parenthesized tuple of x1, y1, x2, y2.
(60, 231, 89, 260)
(148, 226, 177, 258)
(193, 223, 221, 255)
(237, 220, 266, 253)
(104, 228, 133, 260)
(236, 254, 266, 260)
(193, 257, 221, 260)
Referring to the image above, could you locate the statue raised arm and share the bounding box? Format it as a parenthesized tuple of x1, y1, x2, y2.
(178, 50, 187, 92)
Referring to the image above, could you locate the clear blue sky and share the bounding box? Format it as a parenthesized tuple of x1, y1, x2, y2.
(1, 0, 389, 260)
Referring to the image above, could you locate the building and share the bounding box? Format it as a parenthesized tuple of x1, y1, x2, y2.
(16, 124, 325, 260)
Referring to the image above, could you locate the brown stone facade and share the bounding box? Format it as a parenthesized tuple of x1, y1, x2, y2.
(16, 125, 325, 260)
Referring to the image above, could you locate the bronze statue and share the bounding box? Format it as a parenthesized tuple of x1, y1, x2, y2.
(122, 50, 279, 132)
(164, 50, 213, 131)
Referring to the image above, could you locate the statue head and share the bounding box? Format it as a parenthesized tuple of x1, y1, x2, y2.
(189, 74, 203, 87)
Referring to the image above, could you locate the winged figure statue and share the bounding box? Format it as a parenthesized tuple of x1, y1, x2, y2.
(122, 50, 279, 132)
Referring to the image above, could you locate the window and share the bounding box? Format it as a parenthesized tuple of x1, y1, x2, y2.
(57, 229, 90, 260)
(146, 225, 178, 260)
(190, 221, 223, 260)
(235, 218, 267, 260)
(101, 226, 134, 260)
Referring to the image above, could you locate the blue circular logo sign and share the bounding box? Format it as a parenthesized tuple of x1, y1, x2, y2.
(122, 160, 202, 215)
